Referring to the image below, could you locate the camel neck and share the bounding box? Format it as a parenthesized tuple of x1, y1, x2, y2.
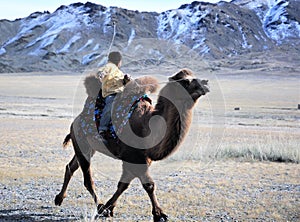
(147, 91, 193, 161)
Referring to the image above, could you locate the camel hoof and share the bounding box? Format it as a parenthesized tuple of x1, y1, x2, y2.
(102, 209, 111, 217)
(54, 194, 64, 206)
(97, 204, 112, 218)
(154, 213, 168, 222)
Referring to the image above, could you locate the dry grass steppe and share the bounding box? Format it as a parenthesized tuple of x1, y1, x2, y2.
(0, 57, 299, 221)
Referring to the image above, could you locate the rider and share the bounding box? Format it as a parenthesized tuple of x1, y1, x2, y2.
(98, 51, 130, 139)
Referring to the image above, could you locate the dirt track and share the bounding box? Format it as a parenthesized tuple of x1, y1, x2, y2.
(0, 118, 299, 221)
(0, 72, 299, 221)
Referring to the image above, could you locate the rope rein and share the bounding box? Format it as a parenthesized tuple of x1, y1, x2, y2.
(107, 21, 116, 56)
(129, 78, 192, 88)
(104, 19, 200, 88)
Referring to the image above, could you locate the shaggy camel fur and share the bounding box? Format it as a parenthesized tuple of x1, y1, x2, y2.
(54, 69, 209, 221)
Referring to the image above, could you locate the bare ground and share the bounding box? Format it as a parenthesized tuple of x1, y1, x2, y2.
(0, 69, 299, 221)
(0, 118, 299, 221)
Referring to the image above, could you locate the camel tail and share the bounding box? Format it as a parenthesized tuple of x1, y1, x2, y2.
(62, 134, 72, 148)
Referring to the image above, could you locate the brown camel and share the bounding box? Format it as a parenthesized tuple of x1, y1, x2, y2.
(54, 68, 209, 221)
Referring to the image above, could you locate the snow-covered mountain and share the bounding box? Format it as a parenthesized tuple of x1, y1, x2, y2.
(234, 0, 300, 43)
(0, 0, 299, 73)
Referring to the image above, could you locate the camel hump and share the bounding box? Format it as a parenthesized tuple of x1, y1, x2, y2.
(134, 76, 159, 94)
(83, 74, 158, 98)
(122, 76, 159, 97)
(84, 74, 102, 98)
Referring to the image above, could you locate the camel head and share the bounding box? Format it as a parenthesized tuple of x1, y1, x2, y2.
(169, 68, 209, 102)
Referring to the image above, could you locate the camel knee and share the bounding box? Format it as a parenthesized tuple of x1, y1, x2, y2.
(65, 156, 79, 175)
(143, 182, 155, 194)
(106, 182, 129, 206)
(117, 182, 129, 191)
(65, 164, 73, 176)
(84, 178, 94, 190)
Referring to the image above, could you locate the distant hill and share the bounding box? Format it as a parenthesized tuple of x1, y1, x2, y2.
(0, 0, 299, 73)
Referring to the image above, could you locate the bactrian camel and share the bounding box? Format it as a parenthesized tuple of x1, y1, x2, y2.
(54, 69, 209, 221)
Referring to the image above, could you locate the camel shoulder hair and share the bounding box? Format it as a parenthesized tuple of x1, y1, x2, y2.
(84, 74, 159, 98)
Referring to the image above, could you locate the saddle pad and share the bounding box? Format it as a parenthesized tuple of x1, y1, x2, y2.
(94, 90, 151, 139)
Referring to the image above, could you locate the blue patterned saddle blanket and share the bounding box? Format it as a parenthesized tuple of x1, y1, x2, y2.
(94, 90, 151, 139)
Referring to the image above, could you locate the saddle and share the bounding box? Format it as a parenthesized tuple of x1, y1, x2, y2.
(94, 89, 152, 139)
(78, 75, 158, 141)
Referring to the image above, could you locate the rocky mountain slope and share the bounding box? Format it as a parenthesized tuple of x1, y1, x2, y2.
(0, 0, 299, 73)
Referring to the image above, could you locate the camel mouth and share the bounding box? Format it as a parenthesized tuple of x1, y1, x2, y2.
(202, 80, 210, 94)
(198, 79, 210, 95)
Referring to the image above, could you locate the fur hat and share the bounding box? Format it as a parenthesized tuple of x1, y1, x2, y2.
(108, 51, 122, 66)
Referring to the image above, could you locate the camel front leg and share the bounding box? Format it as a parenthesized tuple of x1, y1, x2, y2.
(140, 174, 168, 222)
(98, 163, 135, 217)
(98, 182, 130, 217)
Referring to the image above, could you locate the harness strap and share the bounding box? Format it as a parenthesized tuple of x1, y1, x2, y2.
(116, 94, 151, 136)
(129, 94, 152, 113)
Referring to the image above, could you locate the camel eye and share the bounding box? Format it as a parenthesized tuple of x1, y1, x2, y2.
(181, 79, 191, 87)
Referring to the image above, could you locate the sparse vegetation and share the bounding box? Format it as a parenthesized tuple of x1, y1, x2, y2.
(215, 130, 300, 163)
(0, 69, 299, 221)
(170, 125, 300, 164)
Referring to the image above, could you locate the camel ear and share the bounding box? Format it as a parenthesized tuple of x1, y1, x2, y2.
(201, 79, 209, 86)
(168, 72, 184, 81)
(169, 69, 194, 81)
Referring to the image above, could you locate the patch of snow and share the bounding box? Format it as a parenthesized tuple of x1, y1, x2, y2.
(127, 28, 136, 47)
(245, 0, 272, 10)
(200, 45, 210, 54)
(5, 3, 98, 55)
(259, 31, 268, 42)
(238, 26, 252, 49)
(28, 34, 58, 56)
(97, 56, 107, 67)
(57, 34, 81, 53)
(192, 37, 206, 49)
(82, 52, 101, 65)
(28, 48, 45, 56)
(40, 35, 57, 49)
(148, 49, 164, 60)
(214, 13, 219, 24)
(103, 8, 113, 33)
(3, 13, 50, 48)
(268, 20, 300, 42)
(254, 34, 261, 41)
(134, 44, 143, 51)
(264, 1, 289, 26)
(191, 37, 210, 53)
(26, 33, 58, 49)
(44, 12, 81, 36)
(0, 47, 6, 55)
(93, 44, 100, 51)
(263, 0, 300, 42)
(78, 39, 94, 52)
(230, 19, 253, 49)
(157, 6, 210, 54)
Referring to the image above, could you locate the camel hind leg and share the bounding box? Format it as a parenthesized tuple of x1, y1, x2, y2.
(55, 155, 79, 206)
(71, 133, 100, 207)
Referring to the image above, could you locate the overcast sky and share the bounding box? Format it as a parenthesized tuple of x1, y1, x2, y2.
(0, 0, 230, 20)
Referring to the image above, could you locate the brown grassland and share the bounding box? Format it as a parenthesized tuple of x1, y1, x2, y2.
(0, 66, 299, 221)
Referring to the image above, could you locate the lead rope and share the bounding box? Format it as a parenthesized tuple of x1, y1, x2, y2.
(107, 21, 117, 56)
